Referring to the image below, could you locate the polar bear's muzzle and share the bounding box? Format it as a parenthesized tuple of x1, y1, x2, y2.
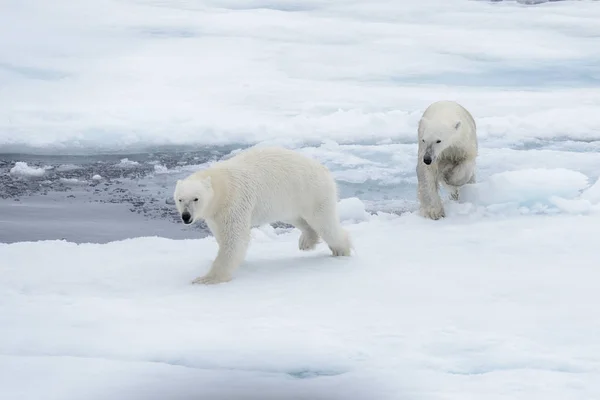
(423, 147, 435, 165)
(181, 211, 192, 224)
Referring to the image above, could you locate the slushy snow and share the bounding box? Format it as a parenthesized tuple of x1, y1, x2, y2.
(2, 0, 600, 399)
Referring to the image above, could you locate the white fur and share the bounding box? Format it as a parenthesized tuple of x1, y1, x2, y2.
(416, 100, 478, 220)
(174, 146, 352, 284)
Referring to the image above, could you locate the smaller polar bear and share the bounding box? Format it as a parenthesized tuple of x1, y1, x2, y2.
(416, 100, 478, 220)
(174, 146, 352, 284)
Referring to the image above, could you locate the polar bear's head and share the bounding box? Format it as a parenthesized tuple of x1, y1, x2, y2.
(420, 118, 462, 165)
(174, 177, 213, 225)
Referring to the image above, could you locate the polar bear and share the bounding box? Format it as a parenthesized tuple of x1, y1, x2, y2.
(416, 100, 478, 220)
(174, 146, 352, 284)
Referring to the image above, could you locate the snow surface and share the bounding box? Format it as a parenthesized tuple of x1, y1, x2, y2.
(2, 0, 600, 398)
(2, 196, 600, 400)
(1, 0, 600, 152)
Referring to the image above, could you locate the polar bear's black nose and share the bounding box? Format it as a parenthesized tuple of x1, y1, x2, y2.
(423, 155, 432, 165)
(181, 212, 192, 224)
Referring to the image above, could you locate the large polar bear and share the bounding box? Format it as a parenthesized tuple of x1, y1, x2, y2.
(416, 100, 478, 220)
(174, 146, 352, 284)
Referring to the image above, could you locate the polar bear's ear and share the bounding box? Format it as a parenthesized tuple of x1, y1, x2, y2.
(202, 176, 212, 188)
(454, 121, 461, 130)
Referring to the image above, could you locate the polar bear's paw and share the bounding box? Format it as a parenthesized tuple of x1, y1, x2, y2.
(329, 245, 351, 257)
(327, 229, 352, 257)
(192, 272, 232, 285)
(420, 206, 445, 220)
(299, 232, 319, 251)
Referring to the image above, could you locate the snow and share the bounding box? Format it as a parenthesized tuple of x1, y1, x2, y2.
(581, 177, 600, 203)
(1, 0, 600, 152)
(59, 177, 87, 185)
(153, 164, 170, 174)
(9, 162, 47, 178)
(2, 197, 600, 399)
(547, 176, 600, 215)
(338, 197, 370, 223)
(56, 164, 81, 172)
(115, 158, 140, 168)
(3, 0, 600, 398)
(460, 168, 589, 208)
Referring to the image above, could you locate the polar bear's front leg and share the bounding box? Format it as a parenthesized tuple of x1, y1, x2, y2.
(417, 164, 445, 220)
(442, 160, 476, 201)
(193, 216, 251, 285)
(444, 160, 476, 187)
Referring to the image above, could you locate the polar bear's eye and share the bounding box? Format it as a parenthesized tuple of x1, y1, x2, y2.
(194, 198, 199, 202)
(421, 139, 425, 143)
(436, 140, 442, 143)
(178, 199, 182, 202)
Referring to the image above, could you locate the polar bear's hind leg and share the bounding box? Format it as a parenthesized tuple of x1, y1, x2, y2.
(294, 218, 320, 251)
(305, 207, 351, 257)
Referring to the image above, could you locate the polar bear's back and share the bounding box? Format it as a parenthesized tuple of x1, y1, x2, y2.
(226, 146, 330, 176)
(217, 146, 338, 223)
